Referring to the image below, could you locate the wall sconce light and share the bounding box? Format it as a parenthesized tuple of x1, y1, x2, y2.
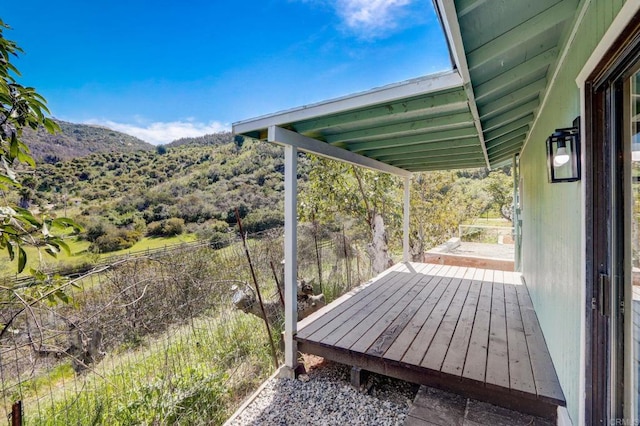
(546, 117, 580, 183)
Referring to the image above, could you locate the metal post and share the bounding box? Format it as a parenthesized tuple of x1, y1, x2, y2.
(282, 144, 298, 377)
(11, 401, 22, 426)
(403, 175, 411, 262)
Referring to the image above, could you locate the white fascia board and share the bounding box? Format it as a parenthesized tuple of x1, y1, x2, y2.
(232, 71, 463, 135)
(268, 126, 412, 178)
(435, 0, 491, 169)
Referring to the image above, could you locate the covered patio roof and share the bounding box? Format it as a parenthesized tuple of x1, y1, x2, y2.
(232, 0, 580, 173)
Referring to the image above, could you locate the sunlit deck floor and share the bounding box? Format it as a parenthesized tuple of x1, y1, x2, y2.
(296, 262, 566, 420)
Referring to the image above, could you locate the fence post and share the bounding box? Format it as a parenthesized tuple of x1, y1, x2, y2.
(342, 225, 351, 289)
(313, 221, 323, 294)
(11, 401, 22, 426)
(235, 209, 279, 370)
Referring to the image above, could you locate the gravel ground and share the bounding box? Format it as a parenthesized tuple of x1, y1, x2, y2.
(226, 356, 418, 426)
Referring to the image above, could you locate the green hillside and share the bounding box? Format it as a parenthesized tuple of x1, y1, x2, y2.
(21, 119, 155, 163)
(11, 131, 305, 265)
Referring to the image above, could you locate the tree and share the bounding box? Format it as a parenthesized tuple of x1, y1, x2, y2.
(409, 172, 489, 261)
(299, 156, 399, 274)
(484, 169, 514, 222)
(0, 19, 79, 273)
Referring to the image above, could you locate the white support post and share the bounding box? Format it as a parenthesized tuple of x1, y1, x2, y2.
(403, 175, 411, 262)
(282, 143, 298, 377)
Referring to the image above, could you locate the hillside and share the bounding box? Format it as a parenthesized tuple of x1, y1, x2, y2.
(167, 132, 234, 148)
(21, 119, 155, 163)
(14, 132, 308, 254)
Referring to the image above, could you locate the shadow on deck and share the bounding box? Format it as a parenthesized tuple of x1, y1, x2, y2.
(295, 262, 566, 421)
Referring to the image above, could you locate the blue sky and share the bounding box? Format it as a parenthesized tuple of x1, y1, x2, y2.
(3, 0, 451, 144)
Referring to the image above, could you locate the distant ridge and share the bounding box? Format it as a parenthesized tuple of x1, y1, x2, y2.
(167, 132, 234, 148)
(22, 119, 155, 163)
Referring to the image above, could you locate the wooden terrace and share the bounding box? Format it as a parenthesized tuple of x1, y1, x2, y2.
(296, 263, 566, 420)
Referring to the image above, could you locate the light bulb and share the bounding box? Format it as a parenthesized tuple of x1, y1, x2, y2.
(553, 147, 570, 167)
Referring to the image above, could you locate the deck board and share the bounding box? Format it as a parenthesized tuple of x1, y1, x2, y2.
(504, 282, 535, 395)
(366, 268, 442, 357)
(401, 267, 464, 366)
(295, 263, 566, 420)
(440, 268, 484, 376)
(316, 275, 411, 345)
(350, 265, 438, 354)
(486, 280, 509, 389)
(462, 271, 493, 383)
(298, 270, 405, 341)
(337, 265, 432, 351)
(383, 268, 452, 362)
(515, 284, 566, 404)
(421, 268, 473, 370)
(296, 274, 392, 339)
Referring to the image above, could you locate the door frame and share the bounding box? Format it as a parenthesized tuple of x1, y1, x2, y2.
(585, 12, 640, 424)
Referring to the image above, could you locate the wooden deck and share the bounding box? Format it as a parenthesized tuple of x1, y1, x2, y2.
(296, 263, 566, 420)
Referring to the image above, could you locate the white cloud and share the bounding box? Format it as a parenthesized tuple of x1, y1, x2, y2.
(84, 119, 229, 145)
(336, 0, 413, 38)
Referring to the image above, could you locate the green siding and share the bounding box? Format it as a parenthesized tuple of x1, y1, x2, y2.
(520, 0, 626, 423)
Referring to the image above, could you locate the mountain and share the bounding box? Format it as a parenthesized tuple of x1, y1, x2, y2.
(21, 119, 154, 163)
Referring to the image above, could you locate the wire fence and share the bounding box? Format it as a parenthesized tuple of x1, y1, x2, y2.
(0, 223, 375, 425)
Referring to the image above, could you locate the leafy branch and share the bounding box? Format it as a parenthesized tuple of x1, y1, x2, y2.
(0, 19, 81, 273)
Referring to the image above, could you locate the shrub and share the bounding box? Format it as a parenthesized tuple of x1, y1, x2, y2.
(241, 209, 284, 234)
(146, 218, 185, 237)
(209, 231, 232, 249)
(90, 229, 142, 253)
(85, 221, 109, 242)
(188, 219, 229, 240)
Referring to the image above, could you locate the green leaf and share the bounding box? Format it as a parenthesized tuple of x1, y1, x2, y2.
(16, 149, 35, 168)
(1, 225, 19, 235)
(44, 243, 59, 257)
(9, 132, 18, 159)
(0, 174, 16, 189)
(42, 118, 59, 134)
(6, 242, 14, 261)
(52, 217, 83, 231)
(17, 246, 26, 273)
(55, 239, 70, 256)
(14, 208, 39, 226)
(55, 290, 69, 304)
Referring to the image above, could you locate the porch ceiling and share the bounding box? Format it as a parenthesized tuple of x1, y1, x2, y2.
(441, 0, 580, 167)
(232, 0, 580, 173)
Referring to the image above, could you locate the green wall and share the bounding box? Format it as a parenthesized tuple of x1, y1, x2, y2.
(519, 0, 626, 423)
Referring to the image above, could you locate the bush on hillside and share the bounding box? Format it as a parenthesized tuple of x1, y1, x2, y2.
(188, 219, 229, 240)
(85, 221, 109, 242)
(90, 229, 142, 253)
(241, 209, 284, 234)
(146, 218, 185, 237)
(209, 231, 233, 249)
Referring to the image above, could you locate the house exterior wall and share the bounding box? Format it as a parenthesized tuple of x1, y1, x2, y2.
(519, 0, 626, 423)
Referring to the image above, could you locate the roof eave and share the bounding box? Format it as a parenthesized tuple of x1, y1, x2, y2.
(433, 0, 491, 169)
(232, 71, 464, 136)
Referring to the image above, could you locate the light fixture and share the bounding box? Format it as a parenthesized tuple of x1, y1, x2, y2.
(547, 117, 580, 183)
